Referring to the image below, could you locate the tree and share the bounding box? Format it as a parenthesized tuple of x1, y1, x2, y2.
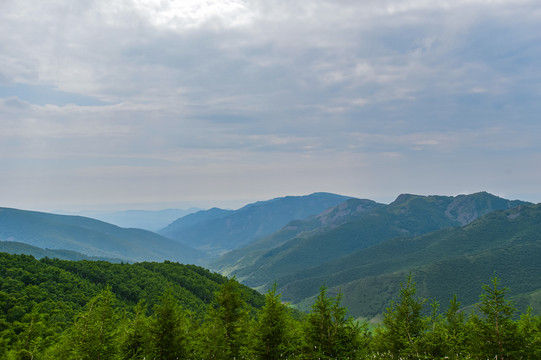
(373, 274, 425, 358)
(148, 289, 190, 360)
(250, 283, 296, 359)
(470, 276, 521, 360)
(118, 301, 149, 360)
(443, 294, 467, 356)
(517, 307, 541, 360)
(304, 285, 365, 359)
(54, 286, 119, 360)
(195, 278, 250, 359)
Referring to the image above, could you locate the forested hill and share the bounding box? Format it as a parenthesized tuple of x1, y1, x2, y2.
(278, 202, 541, 319)
(0, 240, 122, 262)
(2, 251, 540, 360)
(0, 207, 204, 264)
(0, 253, 263, 318)
(218, 191, 528, 287)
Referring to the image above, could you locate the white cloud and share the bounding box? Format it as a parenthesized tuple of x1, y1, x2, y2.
(1, 0, 541, 209)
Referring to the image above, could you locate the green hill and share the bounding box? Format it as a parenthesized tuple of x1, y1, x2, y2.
(218, 192, 527, 288)
(211, 198, 384, 275)
(0, 207, 204, 264)
(278, 203, 541, 319)
(0, 240, 122, 262)
(0, 252, 264, 324)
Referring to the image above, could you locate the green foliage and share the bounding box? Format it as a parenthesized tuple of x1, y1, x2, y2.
(2, 252, 541, 359)
(53, 287, 120, 360)
(118, 301, 149, 360)
(249, 283, 298, 359)
(303, 285, 367, 359)
(373, 274, 426, 358)
(469, 276, 523, 360)
(147, 289, 190, 360)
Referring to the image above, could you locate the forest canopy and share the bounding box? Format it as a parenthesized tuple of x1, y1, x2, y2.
(1, 252, 540, 359)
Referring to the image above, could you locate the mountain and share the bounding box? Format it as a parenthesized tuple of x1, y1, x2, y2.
(0, 240, 122, 262)
(160, 207, 233, 236)
(211, 198, 385, 275)
(279, 202, 541, 319)
(77, 208, 201, 231)
(158, 192, 354, 256)
(0, 207, 205, 264)
(216, 192, 527, 288)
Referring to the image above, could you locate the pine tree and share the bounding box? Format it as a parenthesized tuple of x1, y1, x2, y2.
(56, 286, 119, 360)
(148, 289, 189, 360)
(471, 276, 521, 360)
(304, 285, 365, 359)
(251, 283, 295, 360)
(195, 277, 250, 359)
(443, 294, 467, 356)
(118, 301, 149, 360)
(373, 274, 425, 358)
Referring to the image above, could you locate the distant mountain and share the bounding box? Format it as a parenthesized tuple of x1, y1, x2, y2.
(0, 240, 122, 262)
(158, 192, 354, 256)
(279, 202, 541, 319)
(0, 207, 205, 264)
(217, 192, 528, 289)
(78, 208, 201, 231)
(160, 207, 233, 236)
(211, 198, 385, 275)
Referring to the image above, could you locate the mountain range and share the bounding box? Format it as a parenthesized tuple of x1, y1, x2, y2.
(211, 192, 527, 286)
(1, 191, 539, 320)
(282, 202, 541, 320)
(158, 192, 353, 255)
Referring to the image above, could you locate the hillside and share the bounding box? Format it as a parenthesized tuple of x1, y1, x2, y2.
(278, 203, 541, 319)
(0, 240, 122, 262)
(3, 252, 539, 360)
(0, 207, 205, 264)
(211, 198, 385, 274)
(159, 192, 353, 256)
(217, 192, 527, 287)
(0, 253, 264, 344)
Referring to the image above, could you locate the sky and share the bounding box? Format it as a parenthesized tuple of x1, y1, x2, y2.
(1, 0, 540, 212)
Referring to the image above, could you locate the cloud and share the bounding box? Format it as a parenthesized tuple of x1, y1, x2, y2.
(1, 0, 541, 209)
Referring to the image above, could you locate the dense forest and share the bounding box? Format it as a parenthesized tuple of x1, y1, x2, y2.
(1, 252, 540, 359)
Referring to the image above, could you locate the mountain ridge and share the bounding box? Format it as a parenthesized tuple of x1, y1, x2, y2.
(158, 192, 354, 256)
(276, 202, 541, 318)
(214, 192, 528, 289)
(0, 207, 205, 264)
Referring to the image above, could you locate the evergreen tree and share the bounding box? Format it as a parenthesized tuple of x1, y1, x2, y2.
(470, 276, 521, 360)
(304, 285, 365, 359)
(417, 300, 449, 358)
(373, 274, 425, 358)
(118, 301, 149, 360)
(443, 294, 467, 357)
(54, 286, 119, 360)
(148, 289, 189, 360)
(251, 283, 296, 359)
(195, 277, 250, 359)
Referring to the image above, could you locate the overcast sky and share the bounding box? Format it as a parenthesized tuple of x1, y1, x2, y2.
(1, 0, 540, 212)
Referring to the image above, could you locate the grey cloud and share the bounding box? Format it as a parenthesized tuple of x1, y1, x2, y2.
(1, 0, 541, 208)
